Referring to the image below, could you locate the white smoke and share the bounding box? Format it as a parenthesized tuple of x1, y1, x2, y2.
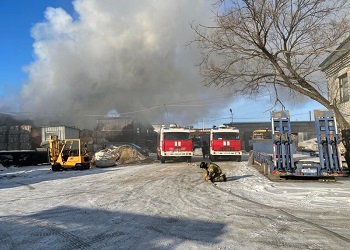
(20, 0, 231, 129)
(106, 109, 120, 118)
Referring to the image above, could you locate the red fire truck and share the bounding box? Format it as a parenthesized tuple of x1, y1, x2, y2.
(157, 124, 193, 163)
(209, 125, 242, 161)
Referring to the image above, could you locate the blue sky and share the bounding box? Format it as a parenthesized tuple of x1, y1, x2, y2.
(0, 0, 74, 96)
(0, 0, 325, 129)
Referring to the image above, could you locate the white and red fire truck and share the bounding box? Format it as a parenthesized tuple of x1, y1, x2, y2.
(209, 125, 242, 161)
(157, 124, 193, 163)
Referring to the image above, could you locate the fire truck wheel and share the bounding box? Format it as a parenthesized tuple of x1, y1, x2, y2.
(210, 155, 216, 161)
(160, 157, 165, 163)
(236, 156, 242, 162)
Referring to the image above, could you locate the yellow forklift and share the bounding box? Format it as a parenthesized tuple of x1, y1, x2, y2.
(49, 135, 90, 171)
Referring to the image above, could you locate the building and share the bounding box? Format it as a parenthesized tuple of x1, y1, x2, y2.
(95, 116, 156, 148)
(319, 37, 350, 124)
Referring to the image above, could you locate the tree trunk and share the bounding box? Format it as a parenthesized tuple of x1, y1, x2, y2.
(333, 107, 350, 130)
(341, 129, 350, 174)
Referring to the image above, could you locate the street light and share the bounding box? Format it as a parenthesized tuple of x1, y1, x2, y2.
(229, 108, 233, 125)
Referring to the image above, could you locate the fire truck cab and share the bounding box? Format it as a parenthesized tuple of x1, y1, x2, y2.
(157, 124, 193, 163)
(210, 125, 242, 161)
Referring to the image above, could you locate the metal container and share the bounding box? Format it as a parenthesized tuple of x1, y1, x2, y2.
(41, 126, 80, 142)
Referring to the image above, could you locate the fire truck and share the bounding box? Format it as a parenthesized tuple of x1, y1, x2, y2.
(157, 124, 193, 163)
(209, 125, 242, 161)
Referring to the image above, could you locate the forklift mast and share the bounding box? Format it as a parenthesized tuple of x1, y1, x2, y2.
(49, 135, 61, 164)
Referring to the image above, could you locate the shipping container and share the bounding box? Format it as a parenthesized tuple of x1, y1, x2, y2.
(41, 126, 80, 143)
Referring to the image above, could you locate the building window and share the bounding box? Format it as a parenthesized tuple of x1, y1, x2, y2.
(339, 74, 349, 102)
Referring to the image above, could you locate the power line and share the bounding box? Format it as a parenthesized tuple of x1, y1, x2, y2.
(4, 95, 231, 117)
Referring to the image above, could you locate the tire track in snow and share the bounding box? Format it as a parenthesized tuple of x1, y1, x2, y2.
(0, 229, 14, 250)
(213, 183, 350, 244)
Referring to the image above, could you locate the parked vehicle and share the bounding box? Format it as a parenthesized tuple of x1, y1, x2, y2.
(209, 125, 242, 161)
(49, 135, 90, 171)
(252, 110, 347, 179)
(157, 124, 193, 163)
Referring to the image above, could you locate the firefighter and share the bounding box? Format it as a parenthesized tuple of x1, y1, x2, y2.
(200, 161, 226, 182)
(201, 141, 209, 159)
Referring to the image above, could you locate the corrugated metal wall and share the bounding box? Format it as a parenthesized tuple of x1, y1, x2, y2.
(64, 127, 80, 139)
(41, 126, 80, 142)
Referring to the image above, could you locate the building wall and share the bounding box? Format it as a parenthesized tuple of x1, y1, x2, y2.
(191, 121, 317, 152)
(233, 121, 317, 151)
(95, 117, 156, 147)
(323, 52, 350, 124)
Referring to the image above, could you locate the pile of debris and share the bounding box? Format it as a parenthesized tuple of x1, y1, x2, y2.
(297, 138, 318, 152)
(91, 145, 147, 168)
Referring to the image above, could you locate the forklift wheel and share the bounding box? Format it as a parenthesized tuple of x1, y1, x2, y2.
(52, 164, 61, 172)
(75, 164, 84, 171)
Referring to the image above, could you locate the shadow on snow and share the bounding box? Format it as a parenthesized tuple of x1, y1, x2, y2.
(0, 205, 226, 249)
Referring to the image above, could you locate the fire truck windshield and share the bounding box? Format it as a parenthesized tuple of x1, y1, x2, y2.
(163, 132, 190, 140)
(213, 132, 239, 140)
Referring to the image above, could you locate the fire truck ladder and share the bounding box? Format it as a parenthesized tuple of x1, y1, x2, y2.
(271, 110, 295, 174)
(314, 110, 342, 175)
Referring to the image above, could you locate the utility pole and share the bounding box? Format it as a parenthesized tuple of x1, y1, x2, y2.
(202, 115, 204, 131)
(229, 108, 233, 125)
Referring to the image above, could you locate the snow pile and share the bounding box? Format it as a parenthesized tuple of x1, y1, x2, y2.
(297, 138, 318, 152)
(93, 150, 119, 168)
(92, 145, 147, 167)
(115, 145, 146, 164)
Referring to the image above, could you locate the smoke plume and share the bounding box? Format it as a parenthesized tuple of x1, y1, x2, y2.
(19, 0, 231, 129)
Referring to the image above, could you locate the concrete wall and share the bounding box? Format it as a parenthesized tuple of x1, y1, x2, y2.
(232, 121, 315, 151)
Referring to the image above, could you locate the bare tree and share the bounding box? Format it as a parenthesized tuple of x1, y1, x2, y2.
(192, 0, 350, 128)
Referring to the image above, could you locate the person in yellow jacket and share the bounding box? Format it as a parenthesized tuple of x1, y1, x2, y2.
(200, 161, 226, 182)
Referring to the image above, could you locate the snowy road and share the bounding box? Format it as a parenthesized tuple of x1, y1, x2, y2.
(1, 157, 350, 249)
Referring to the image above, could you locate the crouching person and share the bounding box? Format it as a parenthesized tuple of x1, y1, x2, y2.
(200, 162, 226, 183)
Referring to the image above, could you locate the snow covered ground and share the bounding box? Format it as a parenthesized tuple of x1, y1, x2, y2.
(1, 156, 350, 249)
